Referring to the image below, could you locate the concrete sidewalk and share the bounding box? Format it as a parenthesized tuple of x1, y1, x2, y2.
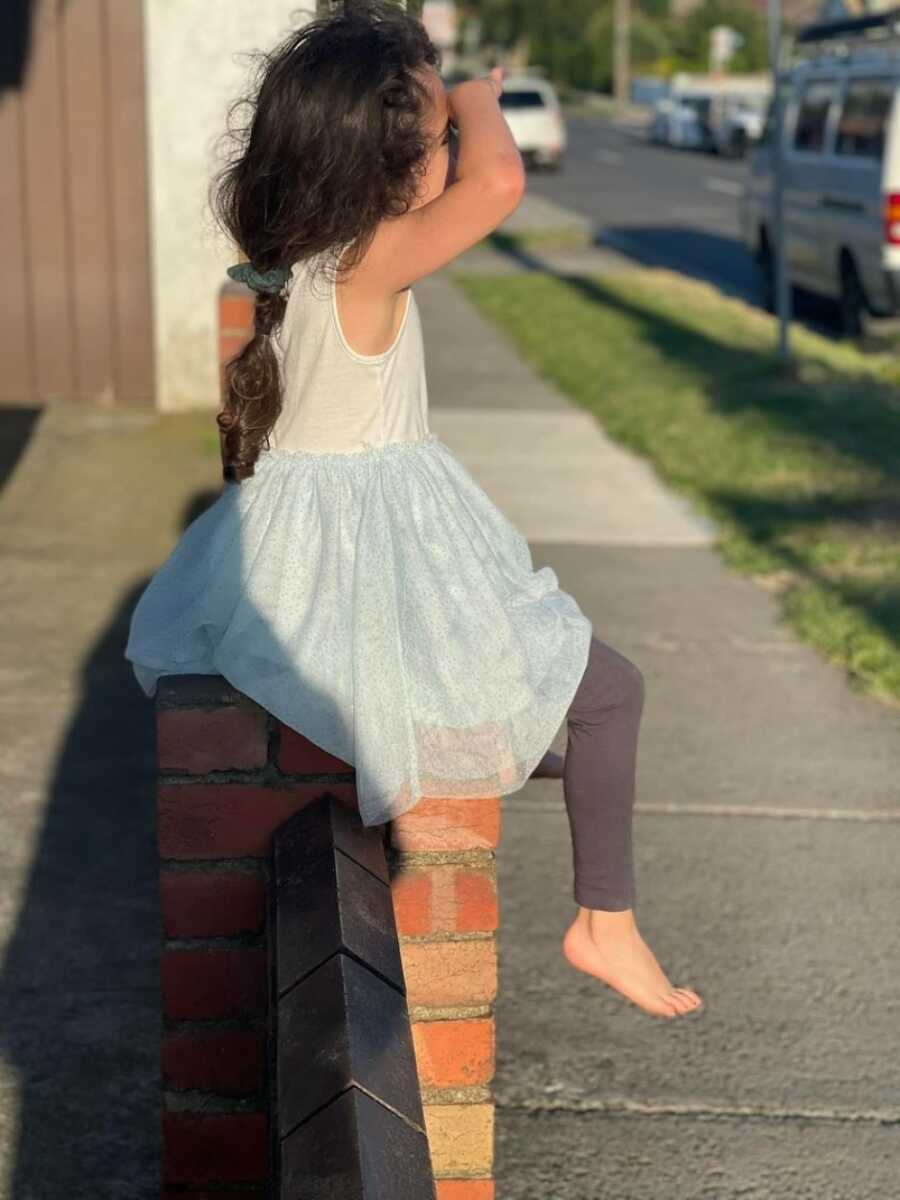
(415, 264, 900, 1197)
(0, 244, 898, 1198)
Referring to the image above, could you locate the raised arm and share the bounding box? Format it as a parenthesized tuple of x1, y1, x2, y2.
(364, 68, 526, 291)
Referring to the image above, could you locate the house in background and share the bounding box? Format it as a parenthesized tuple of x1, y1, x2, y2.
(1, 0, 319, 412)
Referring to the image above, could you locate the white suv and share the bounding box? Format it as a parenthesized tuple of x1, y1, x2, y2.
(741, 10, 900, 335)
(498, 75, 566, 171)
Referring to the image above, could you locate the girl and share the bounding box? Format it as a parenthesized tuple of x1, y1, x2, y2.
(125, 0, 702, 1020)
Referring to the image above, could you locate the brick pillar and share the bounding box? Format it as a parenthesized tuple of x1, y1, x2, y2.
(219, 282, 255, 391)
(156, 684, 500, 1198)
(390, 798, 501, 1200)
(156, 675, 358, 1196)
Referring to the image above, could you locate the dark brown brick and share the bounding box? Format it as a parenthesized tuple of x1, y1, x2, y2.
(275, 721, 353, 774)
(162, 1028, 265, 1094)
(161, 949, 267, 1020)
(157, 781, 358, 859)
(160, 870, 265, 938)
(163, 1112, 267, 1185)
(157, 705, 268, 773)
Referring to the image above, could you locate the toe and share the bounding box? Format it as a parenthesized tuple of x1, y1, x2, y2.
(656, 993, 682, 1018)
(672, 988, 704, 1012)
(667, 989, 696, 1014)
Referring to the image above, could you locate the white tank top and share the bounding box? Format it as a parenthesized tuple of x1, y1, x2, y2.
(267, 250, 430, 454)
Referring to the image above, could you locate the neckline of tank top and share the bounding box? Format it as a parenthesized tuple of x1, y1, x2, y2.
(283, 249, 415, 366)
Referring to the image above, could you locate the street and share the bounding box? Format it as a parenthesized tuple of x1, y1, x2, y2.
(523, 111, 847, 336)
(527, 113, 761, 302)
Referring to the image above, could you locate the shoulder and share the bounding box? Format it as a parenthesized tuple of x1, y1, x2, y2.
(332, 234, 413, 359)
(336, 228, 408, 302)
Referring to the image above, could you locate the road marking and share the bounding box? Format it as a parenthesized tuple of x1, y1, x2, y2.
(496, 1093, 900, 1126)
(504, 798, 900, 821)
(705, 176, 744, 196)
(593, 148, 624, 166)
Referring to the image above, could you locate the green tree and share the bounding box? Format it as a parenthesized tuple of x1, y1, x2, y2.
(586, 4, 671, 92)
(461, 0, 673, 91)
(668, 0, 768, 72)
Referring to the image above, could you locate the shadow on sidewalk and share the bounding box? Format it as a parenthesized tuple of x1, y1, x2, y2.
(0, 489, 216, 1195)
(0, 460, 436, 1192)
(0, 406, 43, 495)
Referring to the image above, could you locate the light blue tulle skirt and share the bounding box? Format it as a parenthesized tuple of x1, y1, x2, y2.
(124, 431, 593, 827)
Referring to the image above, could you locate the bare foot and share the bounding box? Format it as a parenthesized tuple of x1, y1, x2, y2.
(562, 907, 704, 1019)
(530, 749, 565, 780)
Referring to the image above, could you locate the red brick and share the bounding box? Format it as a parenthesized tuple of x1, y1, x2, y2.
(454, 869, 498, 934)
(162, 1028, 265, 1094)
(163, 1112, 266, 1185)
(157, 706, 268, 774)
(220, 332, 252, 364)
(161, 949, 267, 1020)
(160, 871, 265, 938)
(275, 722, 353, 774)
(390, 796, 500, 853)
(436, 1182, 494, 1200)
(157, 781, 358, 859)
(391, 864, 497, 938)
(219, 292, 255, 332)
(401, 940, 497, 1009)
(390, 870, 432, 937)
(412, 1018, 495, 1089)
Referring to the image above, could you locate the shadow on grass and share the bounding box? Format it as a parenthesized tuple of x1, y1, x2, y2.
(485, 231, 900, 485)
(480, 233, 900, 684)
(708, 486, 900, 693)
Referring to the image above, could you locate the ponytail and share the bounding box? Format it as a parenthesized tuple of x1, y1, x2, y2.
(217, 288, 287, 483)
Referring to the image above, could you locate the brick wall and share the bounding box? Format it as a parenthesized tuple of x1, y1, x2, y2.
(156, 673, 499, 1196)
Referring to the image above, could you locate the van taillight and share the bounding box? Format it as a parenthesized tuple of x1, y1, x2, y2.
(884, 193, 900, 244)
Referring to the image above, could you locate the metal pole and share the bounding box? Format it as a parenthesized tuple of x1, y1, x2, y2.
(614, 0, 631, 115)
(767, 0, 791, 365)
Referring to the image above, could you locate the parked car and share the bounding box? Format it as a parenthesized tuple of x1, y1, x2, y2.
(650, 91, 713, 150)
(740, 9, 900, 335)
(498, 75, 566, 170)
(708, 90, 770, 158)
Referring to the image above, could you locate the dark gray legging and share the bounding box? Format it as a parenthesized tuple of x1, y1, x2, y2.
(562, 633, 645, 912)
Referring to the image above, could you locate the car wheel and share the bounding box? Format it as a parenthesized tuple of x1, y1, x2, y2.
(728, 130, 747, 159)
(838, 256, 869, 339)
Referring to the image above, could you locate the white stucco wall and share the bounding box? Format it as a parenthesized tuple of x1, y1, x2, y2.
(143, 1, 316, 411)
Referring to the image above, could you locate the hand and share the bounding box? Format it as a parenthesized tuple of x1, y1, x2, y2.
(447, 67, 507, 117)
(485, 66, 506, 98)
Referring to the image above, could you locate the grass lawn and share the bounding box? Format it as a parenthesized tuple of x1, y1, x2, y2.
(452, 262, 900, 707)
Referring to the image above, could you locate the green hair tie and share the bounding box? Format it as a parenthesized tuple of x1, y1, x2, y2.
(227, 262, 291, 294)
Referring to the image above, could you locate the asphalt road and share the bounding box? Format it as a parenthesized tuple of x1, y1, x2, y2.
(526, 113, 759, 296)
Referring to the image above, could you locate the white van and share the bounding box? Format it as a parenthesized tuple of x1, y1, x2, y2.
(740, 9, 900, 334)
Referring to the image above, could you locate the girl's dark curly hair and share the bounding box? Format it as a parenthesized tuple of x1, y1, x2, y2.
(209, 0, 441, 482)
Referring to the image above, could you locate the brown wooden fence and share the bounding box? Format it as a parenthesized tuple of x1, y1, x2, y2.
(0, 0, 154, 405)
